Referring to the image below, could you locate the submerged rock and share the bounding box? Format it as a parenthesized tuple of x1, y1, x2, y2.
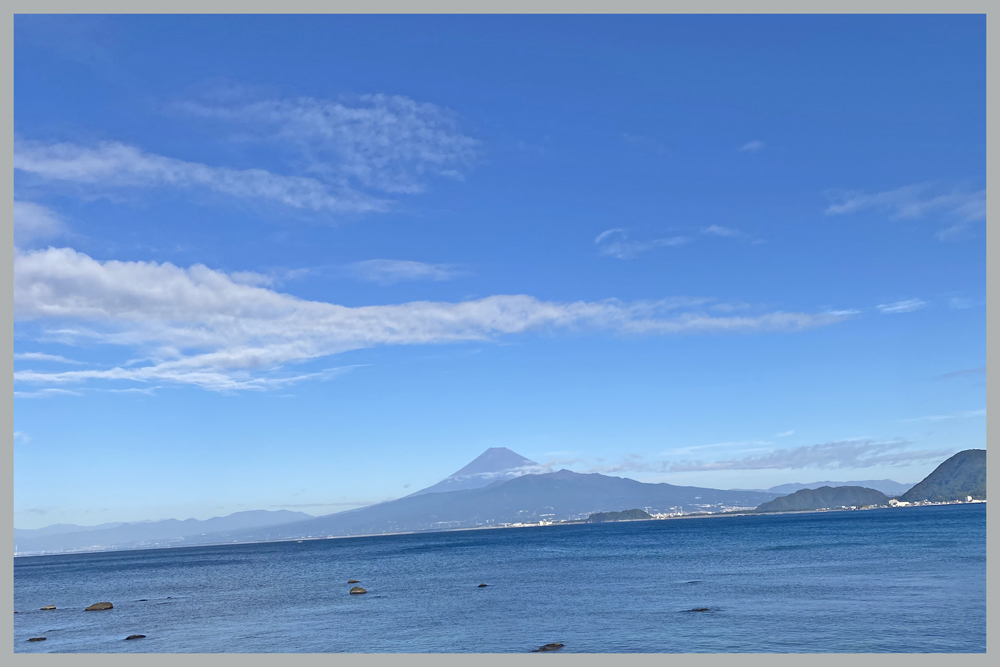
(478, 583, 488, 588)
(347, 579, 360, 584)
(349, 586, 367, 595)
(40, 605, 56, 610)
(685, 607, 711, 612)
(125, 634, 146, 640)
(85, 602, 113, 611)
(28, 637, 46, 642)
(533, 643, 564, 652)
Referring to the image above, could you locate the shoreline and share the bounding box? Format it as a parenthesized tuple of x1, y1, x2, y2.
(12, 500, 984, 560)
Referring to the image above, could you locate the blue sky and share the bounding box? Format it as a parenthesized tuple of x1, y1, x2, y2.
(13, 15, 986, 529)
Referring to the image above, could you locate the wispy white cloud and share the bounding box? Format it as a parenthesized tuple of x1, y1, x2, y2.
(18, 93, 477, 217)
(948, 297, 979, 310)
(102, 386, 162, 395)
(711, 303, 758, 314)
(176, 93, 478, 195)
(739, 140, 765, 152)
(13, 431, 31, 443)
(669, 439, 950, 472)
(595, 228, 690, 259)
(14, 140, 386, 214)
(876, 299, 926, 314)
(702, 225, 745, 238)
(585, 453, 671, 475)
(13, 246, 850, 392)
(900, 409, 985, 423)
(776, 430, 795, 437)
(13, 201, 68, 245)
(344, 259, 462, 285)
(445, 463, 551, 483)
(14, 388, 83, 398)
(14, 352, 83, 364)
(510, 439, 938, 478)
(661, 440, 775, 458)
(935, 367, 985, 380)
(229, 271, 276, 287)
(825, 183, 985, 238)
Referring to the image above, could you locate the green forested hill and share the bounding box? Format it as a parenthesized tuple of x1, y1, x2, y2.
(756, 486, 889, 512)
(899, 450, 986, 502)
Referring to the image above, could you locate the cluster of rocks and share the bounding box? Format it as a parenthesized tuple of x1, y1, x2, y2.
(20, 600, 148, 644)
(22, 584, 571, 650)
(345, 578, 493, 596)
(341, 578, 559, 653)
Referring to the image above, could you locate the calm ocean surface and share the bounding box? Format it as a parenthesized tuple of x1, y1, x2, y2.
(13, 503, 986, 653)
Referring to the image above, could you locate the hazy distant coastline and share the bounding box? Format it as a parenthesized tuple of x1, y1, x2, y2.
(14, 448, 984, 558)
(15, 494, 987, 560)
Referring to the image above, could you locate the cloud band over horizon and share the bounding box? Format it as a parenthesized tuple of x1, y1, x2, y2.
(13, 246, 852, 392)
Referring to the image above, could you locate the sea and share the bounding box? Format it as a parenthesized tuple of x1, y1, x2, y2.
(13, 503, 986, 653)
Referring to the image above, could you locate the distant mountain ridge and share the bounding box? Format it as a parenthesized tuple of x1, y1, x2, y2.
(899, 449, 986, 503)
(176, 468, 779, 545)
(756, 486, 890, 512)
(14, 510, 312, 555)
(16, 452, 781, 554)
(14, 522, 128, 540)
(768, 479, 913, 497)
(20, 447, 980, 556)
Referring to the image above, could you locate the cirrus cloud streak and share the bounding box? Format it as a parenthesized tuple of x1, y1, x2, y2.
(14, 246, 851, 392)
(176, 93, 478, 195)
(668, 439, 951, 472)
(15, 140, 385, 214)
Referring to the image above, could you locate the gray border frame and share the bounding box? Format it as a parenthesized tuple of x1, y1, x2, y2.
(3, 3, 993, 666)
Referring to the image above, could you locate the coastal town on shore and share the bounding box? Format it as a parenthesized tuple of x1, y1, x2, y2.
(435, 496, 989, 531)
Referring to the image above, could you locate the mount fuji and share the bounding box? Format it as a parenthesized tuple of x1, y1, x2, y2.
(408, 447, 542, 496)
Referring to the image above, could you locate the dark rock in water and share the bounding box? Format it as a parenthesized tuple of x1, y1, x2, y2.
(347, 579, 360, 584)
(685, 607, 711, 612)
(138, 599, 148, 602)
(85, 602, 113, 611)
(478, 583, 488, 588)
(125, 634, 146, 640)
(533, 643, 564, 652)
(40, 605, 56, 610)
(28, 637, 46, 642)
(349, 586, 367, 595)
